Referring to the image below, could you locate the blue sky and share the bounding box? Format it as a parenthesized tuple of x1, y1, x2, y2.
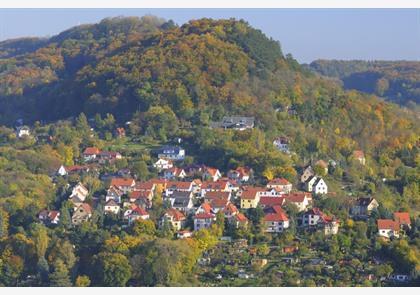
(0, 9, 419, 63)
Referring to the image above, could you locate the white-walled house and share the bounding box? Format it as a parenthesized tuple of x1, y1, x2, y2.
(377, 219, 400, 239)
(153, 158, 173, 171)
(104, 199, 120, 214)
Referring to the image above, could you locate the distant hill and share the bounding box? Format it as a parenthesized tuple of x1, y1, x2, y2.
(308, 59, 420, 106)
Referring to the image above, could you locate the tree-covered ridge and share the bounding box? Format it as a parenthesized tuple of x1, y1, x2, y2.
(308, 59, 420, 106)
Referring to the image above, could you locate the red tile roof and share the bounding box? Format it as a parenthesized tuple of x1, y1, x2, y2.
(235, 213, 248, 223)
(110, 178, 135, 187)
(223, 203, 239, 215)
(260, 196, 286, 207)
(83, 147, 101, 155)
(205, 191, 230, 200)
(194, 213, 216, 219)
(166, 208, 186, 221)
(48, 210, 60, 220)
(284, 192, 311, 203)
(393, 212, 411, 225)
(268, 178, 290, 186)
(129, 190, 152, 200)
(263, 206, 289, 222)
(201, 180, 229, 190)
(132, 206, 149, 216)
(205, 167, 220, 177)
(166, 181, 193, 190)
(78, 203, 92, 214)
(200, 202, 213, 214)
(240, 188, 261, 200)
(377, 219, 400, 231)
(135, 181, 155, 191)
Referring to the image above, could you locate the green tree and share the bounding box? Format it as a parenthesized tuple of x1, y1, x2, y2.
(49, 259, 72, 287)
(93, 252, 132, 287)
(31, 224, 49, 259)
(75, 275, 91, 287)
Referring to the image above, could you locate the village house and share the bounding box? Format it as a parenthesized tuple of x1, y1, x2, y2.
(105, 186, 124, 204)
(165, 181, 194, 196)
(159, 208, 186, 231)
(69, 182, 89, 202)
(284, 192, 312, 212)
(163, 167, 187, 180)
(352, 150, 366, 165)
(82, 147, 101, 162)
(350, 197, 379, 218)
(38, 210, 60, 225)
(299, 208, 339, 235)
(273, 136, 290, 154)
(204, 191, 231, 203)
(134, 181, 156, 193)
(110, 178, 136, 194)
(210, 116, 255, 131)
(72, 203, 92, 225)
(16, 126, 31, 138)
(393, 212, 411, 230)
(305, 176, 328, 195)
(177, 230, 193, 239)
(202, 167, 222, 182)
(200, 180, 233, 198)
(263, 206, 290, 233)
(240, 188, 261, 209)
(377, 219, 400, 239)
(157, 146, 185, 161)
(266, 178, 293, 194)
(300, 165, 315, 183)
(169, 191, 194, 214)
(259, 196, 286, 209)
(128, 190, 153, 208)
(124, 205, 149, 225)
(153, 158, 173, 171)
(194, 204, 216, 231)
(57, 165, 90, 176)
(227, 167, 252, 183)
(104, 199, 120, 215)
(98, 151, 122, 164)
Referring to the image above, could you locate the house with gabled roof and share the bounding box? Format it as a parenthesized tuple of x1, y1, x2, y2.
(159, 208, 186, 231)
(300, 165, 315, 183)
(170, 191, 194, 214)
(82, 147, 101, 162)
(240, 188, 261, 209)
(393, 212, 411, 230)
(377, 219, 400, 239)
(266, 178, 292, 194)
(38, 209, 60, 225)
(194, 203, 216, 231)
(106, 186, 124, 204)
(259, 196, 286, 209)
(263, 206, 289, 233)
(165, 181, 194, 196)
(153, 158, 173, 171)
(299, 208, 339, 235)
(163, 167, 187, 180)
(98, 151, 122, 164)
(283, 192, 312, 212)
(202, 167, 222, 182)
(305, 176, 328, 195)
(69, 182, 89, 202)
(350, 197, 379, 218)
(104, 199, 120, 215)
(125, 205, 149, 225)
(157, 146, 185, 161)
(72, 203, 92, 225)
(200, 180, 233, 197)
(128, 190, 153, 208)
(110, 178, 136, 194)
(227, 166, 252, 183)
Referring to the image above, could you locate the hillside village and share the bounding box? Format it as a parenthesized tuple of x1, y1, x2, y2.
(0, 17, 418, 287)
(18, 118, 414, 286)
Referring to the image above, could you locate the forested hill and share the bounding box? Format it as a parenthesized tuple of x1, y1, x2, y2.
(0, 16, 418, 158)
(308, 59, 420, 107)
